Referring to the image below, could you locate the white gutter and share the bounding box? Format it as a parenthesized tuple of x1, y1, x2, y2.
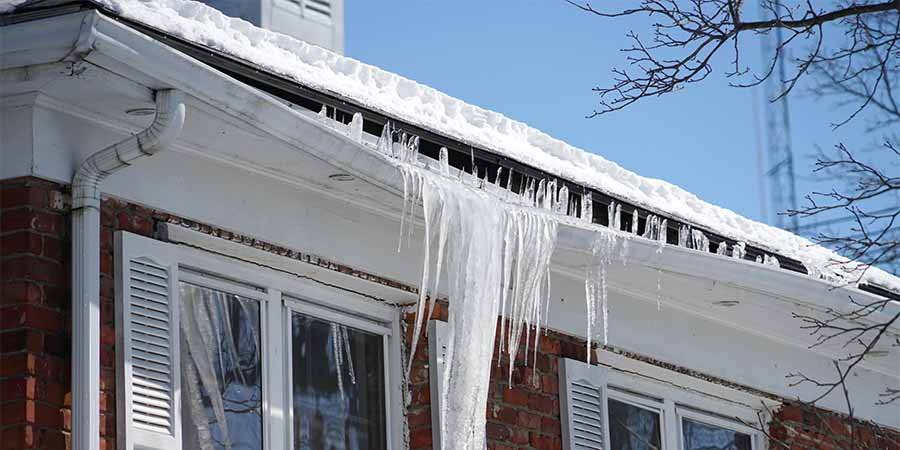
(71, 89, 185, 450)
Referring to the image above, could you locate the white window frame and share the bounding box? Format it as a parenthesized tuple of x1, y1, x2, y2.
(605, 372, 765, 450)
(283, 294, 399, 450)
(118, 231, 404, 450)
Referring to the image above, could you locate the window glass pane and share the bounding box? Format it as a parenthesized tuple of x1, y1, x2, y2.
(682, 418, 752, 450)
(179, 283, 262, 450)
(291, 311, 386, 450)
(608, 398, 662, 450)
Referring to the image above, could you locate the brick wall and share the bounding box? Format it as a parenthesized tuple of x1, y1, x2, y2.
(1, 177, 164, 450)
(771, 402, 900, 450)
(404, 301, 590, 450)
(1, 178, 71, 450)
(2, 176, 898, 450)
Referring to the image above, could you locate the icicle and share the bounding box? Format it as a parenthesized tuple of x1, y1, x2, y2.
(731, 241, 747, 259)
(614, 204, 621, 230)
(556, 185, 569, 215)
(581, 191, 593, 223)
(716, 241, 728, 256)
(607, 201, 616, 229)
(397, 161, 558, 450)
(764, 254, 780, 267)
(642, 215, 657, 239)
(755, 255, 763, 263)
(332, 323, 345, 400)
(439, 147, 450, 176)
(341, 325, 356, 385)
(631, 209, 639, 234)
(377, 122, 392, 155)
(584, 231, 618, 361)
(348, 112, 363, 143)
(656, 269, 662, 311)
(318, 104, 328, 122)
(495, 167, 503, 187)
(678, 225, 690, 247)
(691, 229, 709, 253)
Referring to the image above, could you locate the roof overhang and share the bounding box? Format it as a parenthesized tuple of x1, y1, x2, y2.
(3, 6, 898, 426)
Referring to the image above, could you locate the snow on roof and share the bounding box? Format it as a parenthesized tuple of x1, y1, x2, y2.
(4, 0, 897, 293)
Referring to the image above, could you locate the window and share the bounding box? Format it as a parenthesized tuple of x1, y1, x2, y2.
(288, 306, 387, 449)
(116, 231, 402, 450)
(178, 280, 264, 450)
(559, 358, 764, 450)
(607, 396, 662, 450)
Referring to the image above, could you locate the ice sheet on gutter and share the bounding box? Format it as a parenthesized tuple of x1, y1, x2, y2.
(4, 0, 896, 291)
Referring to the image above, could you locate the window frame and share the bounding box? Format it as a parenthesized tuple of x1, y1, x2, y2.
(604, 369, 765, 450)
(606, 388, 668, 450)
(118, 231, 404, 450)
(283, 294, 397, 450)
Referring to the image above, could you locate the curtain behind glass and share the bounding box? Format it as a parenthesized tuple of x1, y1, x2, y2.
(682, 418, 752, 450)
(180, 283, 262, 450)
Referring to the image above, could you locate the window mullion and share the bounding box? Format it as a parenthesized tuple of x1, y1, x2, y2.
(264, 290, 287, 450)
(664, 398, 680, 450)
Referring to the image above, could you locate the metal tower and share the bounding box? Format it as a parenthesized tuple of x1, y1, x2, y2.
(759, 9, 800, 232)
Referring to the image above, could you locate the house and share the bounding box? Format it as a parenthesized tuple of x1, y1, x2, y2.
(1, 1, 898, 449)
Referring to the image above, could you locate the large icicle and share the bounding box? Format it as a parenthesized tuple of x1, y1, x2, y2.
(399, 162, 558, 450)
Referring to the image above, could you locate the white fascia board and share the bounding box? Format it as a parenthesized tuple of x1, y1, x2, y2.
(0, 12, 88, 70)
(556, 224, 900, 332)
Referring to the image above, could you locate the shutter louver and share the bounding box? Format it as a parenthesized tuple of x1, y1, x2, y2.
(560, 358, 609, 450)
(117, 232, 182, 450)
(427, 320, 449, 449)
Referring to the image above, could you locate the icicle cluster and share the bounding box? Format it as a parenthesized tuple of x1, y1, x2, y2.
(584, 231, 628, 360)
(642, 215, 668, 244)
(398, 160, 558, 450)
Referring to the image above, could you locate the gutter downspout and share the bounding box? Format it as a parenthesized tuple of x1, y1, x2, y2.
(71, 89, 185, 450)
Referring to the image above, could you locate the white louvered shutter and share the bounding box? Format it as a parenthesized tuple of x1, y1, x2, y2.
(427, 320, 449, 448)
(116, 232, 182, 450)
(559, 358, 609, 450)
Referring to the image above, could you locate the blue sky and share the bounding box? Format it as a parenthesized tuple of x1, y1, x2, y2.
(345, 0, 885, 230)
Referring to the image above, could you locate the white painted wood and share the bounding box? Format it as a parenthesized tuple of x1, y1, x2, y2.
(116, 232, 182, 450)
(560, 358, 609, 450)
(428, 320, 449, 449)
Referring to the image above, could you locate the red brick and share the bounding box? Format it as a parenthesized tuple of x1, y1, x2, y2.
(502, 387, 529, 406)
(517, 410, 541, 429)
(528, 393, 557, 415)
(486, 422, 510, 441)
(116, 211, 152, 236)
(35, 402, 62, 428)
(541, 416, 561, 435)
(530, 432, 562, 450)
(1, 377, 35, 403)
(2, 256, 65, 285)
(509, 427, 530, 445)
(1, 281, 43, 305)
(1, 231, 43, 255)
(1, 185, 46, 209)
(409, 427, 432, 449)
(0, 424, 34, 449)
(491, 405, 518, 425)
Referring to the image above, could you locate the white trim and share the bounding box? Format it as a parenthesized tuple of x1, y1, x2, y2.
(600, 357, 768, 450)
(118, 231, 403, 450)
(283, 294, 398, 449)
(677, 407, 762, 450)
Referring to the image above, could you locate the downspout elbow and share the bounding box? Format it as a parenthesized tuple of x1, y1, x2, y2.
(72, 89, 185, 209)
